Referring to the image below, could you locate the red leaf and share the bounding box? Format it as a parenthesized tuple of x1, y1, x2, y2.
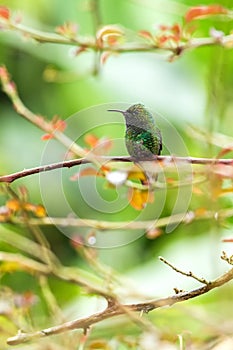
(96, 25, 124, 48)
(56, 22, 78, 39)
(213, 164, 233, 178)
(41, 133, 54, 140)
(78, 167, 99, 177)
(158, 35, 169, 45)
(185, 5, 228, 23)
(101, 51, 112, 65)
(216, 146, 233, 158)
(70, 167, 99, 181)
(171, 24, 181, 36)
(0, 6, 10, 20)
(156, 23, 183, 47)
(192, 186, 203, 195)
(41, 117, 66, 141)
(74, 46, 87, 56)
(53, 117, 66, 132)
(222, 238, 233, 243)
(84, 134, 99, 148)
(159, 25, 169, 31)
(84, 133, 112, 155)
(138, 30, 154, 40)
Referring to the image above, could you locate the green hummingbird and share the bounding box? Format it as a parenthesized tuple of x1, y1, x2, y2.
(108, 103, 162, 160)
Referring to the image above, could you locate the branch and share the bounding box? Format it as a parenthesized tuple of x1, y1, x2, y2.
(0, 65, 88, 159)
(0, 232, 113, 298)
(0, 251, 51, 274)
(0, 155, 232, 183)
(7, 263, 233, 345)
(2, 16, 233, 57)
(221, 251, 233, 266)
(89, 0, 102, 30)
(159, 256, 209, 285)
(9, 207, 233, 231)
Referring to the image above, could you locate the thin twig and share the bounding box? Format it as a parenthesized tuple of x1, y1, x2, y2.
(0, 252, 51, 274)
(7, 264, 233, 345)
(0, 155, 232, 183)
(0, 65, 89, 159)
(89, 0, 102, 30)
(159, 256, 209, 285)
(221, 251, 233, 266)
(39, 275, 65, 321)
(8, 207, 233, 231)
(0, 232, 113, 298)
(2, 17, 233, 56)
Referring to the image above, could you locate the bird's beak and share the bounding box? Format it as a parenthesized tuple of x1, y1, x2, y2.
(107, 109, 125, 114)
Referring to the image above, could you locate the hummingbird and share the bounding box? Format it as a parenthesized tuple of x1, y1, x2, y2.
(108, 103, 162, 160)
(108, 103, 162, 183)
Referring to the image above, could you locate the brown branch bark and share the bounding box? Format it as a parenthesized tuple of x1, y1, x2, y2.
(159, 256, 209, 285)
(0, 155, 232, 183)
(7, 264, 233, 345)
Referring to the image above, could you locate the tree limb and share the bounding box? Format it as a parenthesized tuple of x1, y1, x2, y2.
(0, 155, 232, 183)
(2, 17, 233, 57)
(7, 207, 233, 231)
(7, 264, 233, 345)
(159, 256, 209, 285)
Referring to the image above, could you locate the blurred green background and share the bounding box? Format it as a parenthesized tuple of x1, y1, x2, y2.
(1, 0, 233, 348)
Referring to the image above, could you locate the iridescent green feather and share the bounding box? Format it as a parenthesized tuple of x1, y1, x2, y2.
(108, 103, 162, 160)
(123, 104, 162, 160)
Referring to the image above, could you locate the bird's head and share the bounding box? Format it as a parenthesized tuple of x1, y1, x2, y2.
(108, 103, 149, 127)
